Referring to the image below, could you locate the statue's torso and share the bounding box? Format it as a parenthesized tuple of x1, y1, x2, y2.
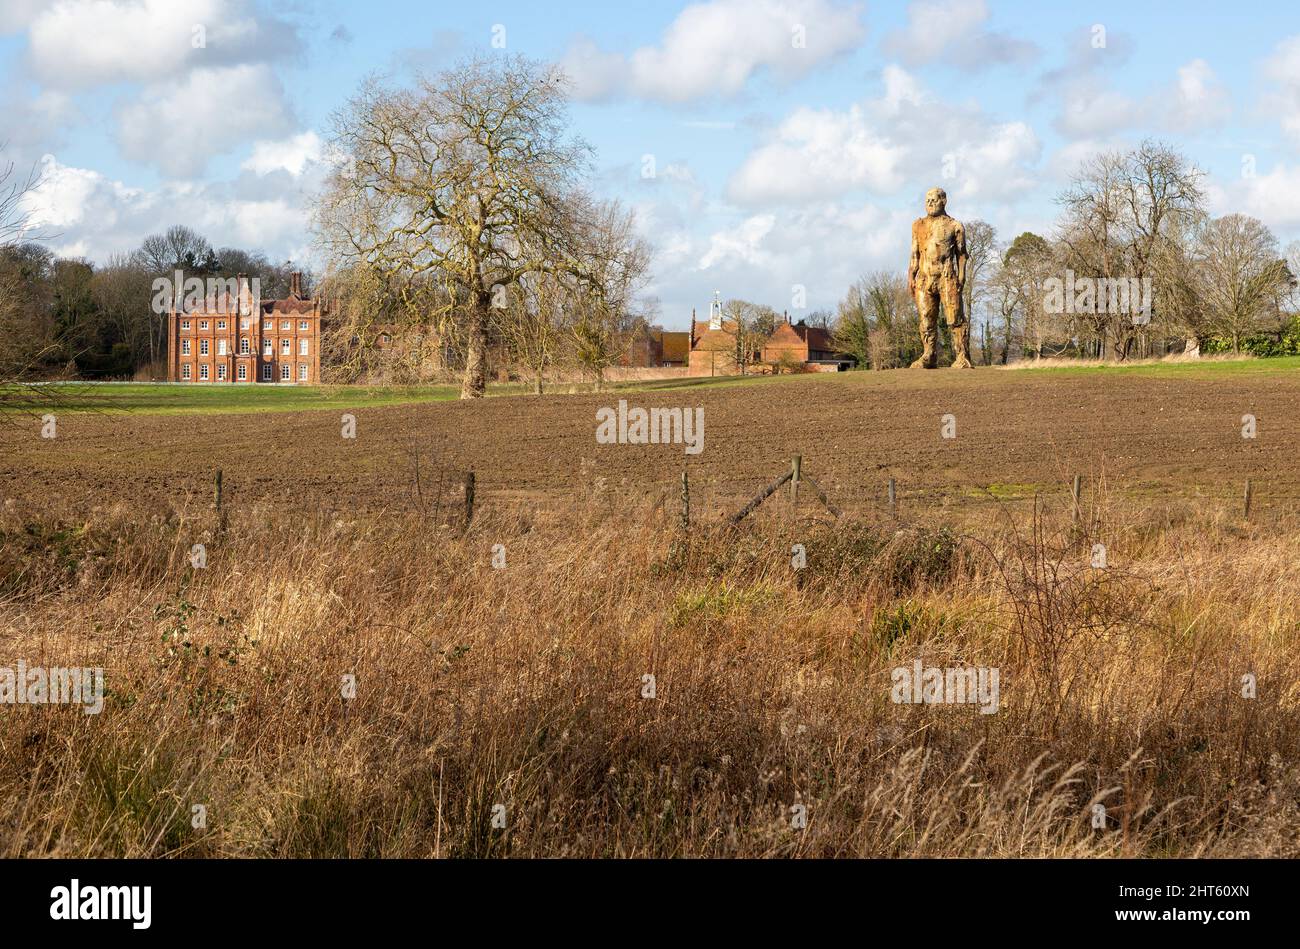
(914, 214, 962, 279)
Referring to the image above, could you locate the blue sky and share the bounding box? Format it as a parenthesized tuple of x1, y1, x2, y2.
(5, 0, 1300, 329)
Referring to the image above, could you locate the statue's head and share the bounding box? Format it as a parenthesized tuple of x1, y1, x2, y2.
(925, 187, 947, 217)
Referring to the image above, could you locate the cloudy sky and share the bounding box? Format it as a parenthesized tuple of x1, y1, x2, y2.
(5, 0, 1300, 328)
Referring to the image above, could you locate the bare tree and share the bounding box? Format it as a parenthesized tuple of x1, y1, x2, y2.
(0, 154, 62, 415)
(497, 272, 565, 394)
(962, 219, 997, 328)
(565, 197, 652, 389)
(317, 55, 617, 399)
(1193, 214, 1290, 353)
(1056, 140, 1205, 360)
(994, 232, 1056, 362)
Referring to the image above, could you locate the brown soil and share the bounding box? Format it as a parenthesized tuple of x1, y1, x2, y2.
(2, 370, 1296, 519)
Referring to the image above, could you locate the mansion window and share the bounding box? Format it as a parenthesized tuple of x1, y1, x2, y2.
(263, 320, 272, 331)
(199, 339, 209, 355)
(217, 320, 226, 330)
(263, 340, 273, 356)
(218, 365, 227, 381)
(281, 338, 291, 355)
(218, 340, 227, 356)
(261, 364, 272, 381)
(298, 363, 308, 381)
(281, 320, 291, 331)
(199, 364, 209, 380)
(199, 320, 209, 330)
(237, 364, 247, 381)
(299, 320, 309, 331)
(181, 339, 191, 355)
(181, 364, 191, 380)
(181, 319, 191, 330)
(280, 364, 291, 381)
(240, 338, 250, 355)
(299, 339, 308, 356)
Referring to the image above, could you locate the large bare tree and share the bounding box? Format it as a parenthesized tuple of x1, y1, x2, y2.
(1193, 214, 1291, 353)
(317, 55, 611, 398)
(1056, 140, 1205, 360)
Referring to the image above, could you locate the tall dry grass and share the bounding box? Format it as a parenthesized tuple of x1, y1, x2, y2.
(0, 483, 1297, 858)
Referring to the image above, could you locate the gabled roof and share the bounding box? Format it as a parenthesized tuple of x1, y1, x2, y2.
(658, 331, 691, 362)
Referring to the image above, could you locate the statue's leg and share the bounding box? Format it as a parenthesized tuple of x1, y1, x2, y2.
(910, 289, 939, 369)
(944, 280, 972, 369)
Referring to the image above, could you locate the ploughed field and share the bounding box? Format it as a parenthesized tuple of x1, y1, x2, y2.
(3, 365, 1298, 519)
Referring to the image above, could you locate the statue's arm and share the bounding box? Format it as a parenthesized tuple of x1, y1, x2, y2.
(954, 220, 968, 290)
(908, 223, 920, 294)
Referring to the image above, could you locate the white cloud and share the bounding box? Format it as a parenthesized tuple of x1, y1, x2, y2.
(241, 131, 323, 177)
(1166, 59, 1231, 131)
(1054, 80, 1143, 139)
(727, 65, 1040, 205)
(684, 201, 915, 311)
(1038, 27, 1229, 140)
(1263, 35, 1300, 143)
(699, 213, 778, 269)
(19, 154, 317, 263)
(25, 0, 278, 89)
(1208, 162, 1300, 232)
(0, 0, 46, 34)
(726, 104, 907, 203)
(561, 0, 866, 102)
(115, 64, 293, 177)
(883, 0, 1037, 69)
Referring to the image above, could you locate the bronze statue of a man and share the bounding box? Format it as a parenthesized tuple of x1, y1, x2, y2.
(908, 187, 971, 369)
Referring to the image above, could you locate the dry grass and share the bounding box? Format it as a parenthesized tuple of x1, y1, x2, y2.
(1, 485, 1298, 858)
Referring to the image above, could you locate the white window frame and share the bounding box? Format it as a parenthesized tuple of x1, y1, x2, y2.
(199, 320, 209, 330)
(181, 319, 191, 331)
(298, 363, 308, 381)
(217, 364, 227, 381)
(280, 363, 291, 381)
(299, 339, 308, 356)
(299, 320, 309, 331)
(199, 339, 209, 355)
(199, 364, 209, 380)
(263, 319, 272, 331)
(240, 338, 250, 355)
(281, 320, 291, 331)
(240, 318, 249, 330)
(181, 339, 191, 355)
(237, 364, 247, 381)
(281, 338, 291, 355)
(261, 364, 272, 381)
(263, 339, 273, 356)
(181, 364, 191, 380)
(217, 319, 226, 330)
(218, 339, 227, 356)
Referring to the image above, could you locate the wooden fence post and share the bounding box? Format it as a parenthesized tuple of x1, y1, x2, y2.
(1244, 478, 1252, 519)
(1071, 474, 1082, 525)
(463, 470, 476, 528)
(679, 468, 690, 533)
(791, 455, 802, 503)
(214, 469, 223, 512)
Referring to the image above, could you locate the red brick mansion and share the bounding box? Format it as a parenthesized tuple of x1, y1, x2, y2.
(167, 273, 323, 384)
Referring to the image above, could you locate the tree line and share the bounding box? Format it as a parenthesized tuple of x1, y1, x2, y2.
(0, 216, 311, 380)
(834, 140, 1300, 368)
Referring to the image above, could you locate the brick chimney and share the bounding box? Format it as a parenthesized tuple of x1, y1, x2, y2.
(289, 271, 302, 299)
